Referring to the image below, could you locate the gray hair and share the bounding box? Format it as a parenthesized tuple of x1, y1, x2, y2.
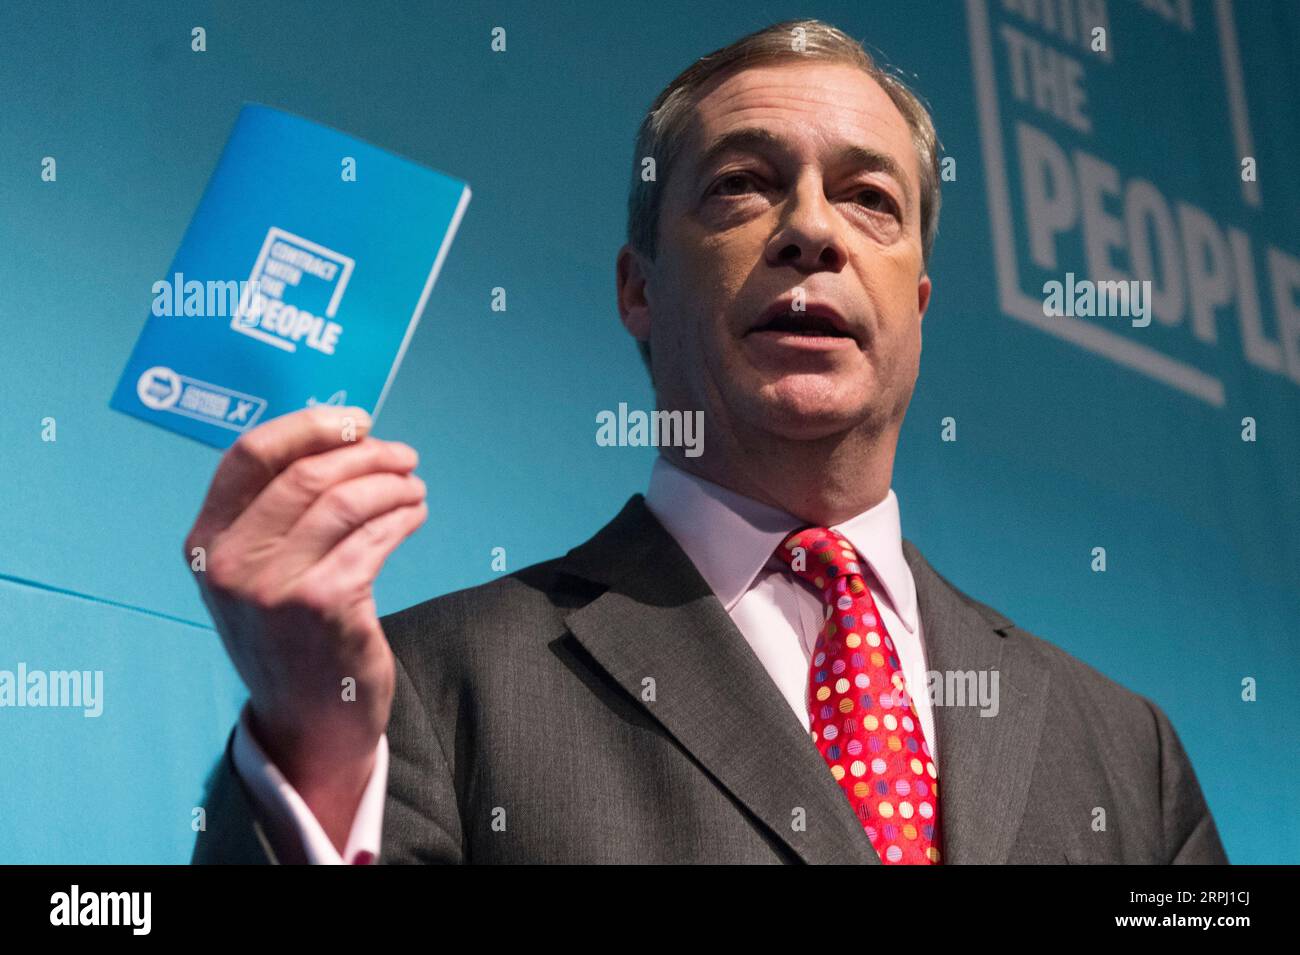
(626, 19, 943, 374)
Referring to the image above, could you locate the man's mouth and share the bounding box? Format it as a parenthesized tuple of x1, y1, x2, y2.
(747, 301, 860, 345)
(752, 312, 850, 336)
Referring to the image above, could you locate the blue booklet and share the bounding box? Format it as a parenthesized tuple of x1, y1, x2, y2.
(110, 103, 471, 448)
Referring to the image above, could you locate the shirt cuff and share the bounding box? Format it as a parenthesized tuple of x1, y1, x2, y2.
(230, 701, 388, 865)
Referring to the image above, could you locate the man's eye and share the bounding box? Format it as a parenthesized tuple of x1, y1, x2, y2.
(854, 187, 898, 216)
(712, 173, 759, 196)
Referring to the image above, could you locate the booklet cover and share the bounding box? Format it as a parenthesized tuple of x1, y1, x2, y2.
(110, 103, 471, 448)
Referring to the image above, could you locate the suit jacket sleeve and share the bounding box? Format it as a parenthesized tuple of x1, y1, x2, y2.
(1147, 698, 1229, 864)
(378, 646, 465, 863)
(192, 626, 465, 864)
(191, 726, 283, 864)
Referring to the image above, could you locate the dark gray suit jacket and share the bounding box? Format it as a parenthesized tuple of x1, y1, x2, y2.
(193, 494, 1229, 864)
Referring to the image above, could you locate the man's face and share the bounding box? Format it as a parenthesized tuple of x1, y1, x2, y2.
(621, 61, 932, 444)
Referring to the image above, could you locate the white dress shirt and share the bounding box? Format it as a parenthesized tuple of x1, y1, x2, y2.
(230, 454, 935, 863)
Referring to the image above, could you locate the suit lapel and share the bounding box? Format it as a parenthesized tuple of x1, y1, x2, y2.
(902, 540, 1050, 863)
(558, 495, 880, 864)
(554, 495, 1051, 865)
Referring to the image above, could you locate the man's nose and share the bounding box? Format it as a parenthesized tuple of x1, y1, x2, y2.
(766, 176, 847, 272)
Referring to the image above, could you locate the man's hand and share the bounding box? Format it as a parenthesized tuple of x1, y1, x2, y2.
(184, 405, 427, 851)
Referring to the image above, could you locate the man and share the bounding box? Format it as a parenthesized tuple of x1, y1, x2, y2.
(189, 19, 1228, 864)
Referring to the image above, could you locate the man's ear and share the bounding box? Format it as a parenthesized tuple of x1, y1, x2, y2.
(616, 243, 652, 342)
(917, 271, 932, 324)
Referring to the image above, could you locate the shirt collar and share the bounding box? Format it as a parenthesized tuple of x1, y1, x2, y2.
(642, 455, 918, 634)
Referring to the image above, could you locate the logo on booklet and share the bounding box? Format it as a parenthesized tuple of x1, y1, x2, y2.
(135, 365, 268, 432)
(136, 366, 183, 410)
(232, 227, 354, 356)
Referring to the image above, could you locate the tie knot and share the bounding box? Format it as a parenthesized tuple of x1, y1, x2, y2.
(775, 526, 866, 600)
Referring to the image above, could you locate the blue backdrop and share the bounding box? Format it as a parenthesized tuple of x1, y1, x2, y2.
(1, 0, 1296, 863)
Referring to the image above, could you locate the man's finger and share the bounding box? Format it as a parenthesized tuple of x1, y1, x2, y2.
(191, 405, 374, 539)
(308, 501, 429, 595)
(270, 471, 427, 577)
(223, 437, 418, 542)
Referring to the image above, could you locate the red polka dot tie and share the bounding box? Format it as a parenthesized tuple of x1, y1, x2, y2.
(775, 526, 943, 865)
